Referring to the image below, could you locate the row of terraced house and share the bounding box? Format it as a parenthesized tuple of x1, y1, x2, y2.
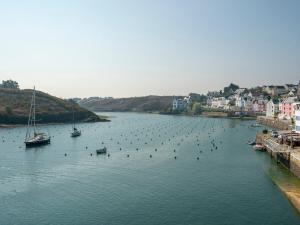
(206, 82, 300, 133)
(171, 82, 300, 133)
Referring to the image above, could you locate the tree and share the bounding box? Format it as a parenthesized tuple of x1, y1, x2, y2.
(229, 99, 236, 106)
(192, 102, 202, 115)
(223, 83, 239, 97)
(188, 93, 207, 103)
(5, 106, 13, 115)
(1, 79, 19, 89)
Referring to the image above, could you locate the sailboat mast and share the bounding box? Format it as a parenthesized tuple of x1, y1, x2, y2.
(25, 88, 34, 141)
(33, 86, 36, 134)
(72, 108, 75, 130)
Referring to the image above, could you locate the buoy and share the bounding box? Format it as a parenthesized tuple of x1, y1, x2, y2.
(174, 156, 177, 160)
(90, 153, 93, 156)
(150, 154, 152, 158)
(197, 157, 199, 160)
(65, 153, 67, 156)
(127, 154, 130, 157)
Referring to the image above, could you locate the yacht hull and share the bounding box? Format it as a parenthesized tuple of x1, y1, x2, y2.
(25, 138, 51, 148)
(71, 131, 81, 137)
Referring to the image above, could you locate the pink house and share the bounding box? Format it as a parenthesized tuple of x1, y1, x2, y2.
(279, 97, 296, 119)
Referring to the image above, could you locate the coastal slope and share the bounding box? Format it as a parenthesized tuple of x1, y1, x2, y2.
(0, 88, 109, 124)
(78, 95, 180, 112)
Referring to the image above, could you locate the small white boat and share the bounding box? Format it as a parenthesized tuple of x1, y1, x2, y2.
(71, 128, 81, 137)
(251, 123, 262, 128)
(253, 144, 265, 151)
(247, 141, 256, 146)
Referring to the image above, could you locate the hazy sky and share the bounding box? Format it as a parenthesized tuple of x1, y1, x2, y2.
(0, 0, 299, 98)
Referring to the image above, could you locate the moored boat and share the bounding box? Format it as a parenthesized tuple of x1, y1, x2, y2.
(96, 147, 107, 155)
(25, 133, 51, 147)
(71, 128, 81, 137)
(70, 106, 82, 138)
(247, 140, 256, 145)
(253, 144, 265, 151)
(25, 87, 51, 148)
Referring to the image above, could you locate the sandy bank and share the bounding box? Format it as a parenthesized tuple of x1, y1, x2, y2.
(277, 182, 300, 214)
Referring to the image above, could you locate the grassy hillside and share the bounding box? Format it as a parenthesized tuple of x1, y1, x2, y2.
(0, 88, 109, 124)
(78, 96, 178, 112)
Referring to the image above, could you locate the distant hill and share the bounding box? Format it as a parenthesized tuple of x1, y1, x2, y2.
(0, 88, 109, 124)
(78, 96, 178, 112)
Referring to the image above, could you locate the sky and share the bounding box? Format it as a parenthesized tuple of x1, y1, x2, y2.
(0, 0, 299, 98)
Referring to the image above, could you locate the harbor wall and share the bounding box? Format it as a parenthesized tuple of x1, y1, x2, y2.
(290, 154, 300, 179)
(256, 116, 291, 130)
(256, 133, 300, 178)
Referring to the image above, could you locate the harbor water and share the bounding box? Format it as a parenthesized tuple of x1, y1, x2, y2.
(0, 112, 300, 225)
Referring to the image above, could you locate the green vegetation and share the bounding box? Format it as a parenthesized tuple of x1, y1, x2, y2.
(79, 96, 176, 113)
(5, 106, 12, 115)
(0, 88, 109, 124)
(0, 79, 19, 89)
(223, 83, 239, 97)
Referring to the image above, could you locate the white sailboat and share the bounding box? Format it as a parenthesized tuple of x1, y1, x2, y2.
(25, 87, 51, 147)
(71, 105, 81, 137)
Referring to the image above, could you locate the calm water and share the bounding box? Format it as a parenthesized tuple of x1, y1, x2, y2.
(0, 112, 300, 225)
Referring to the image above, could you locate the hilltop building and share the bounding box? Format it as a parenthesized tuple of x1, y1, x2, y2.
(263, 85, 287, 96)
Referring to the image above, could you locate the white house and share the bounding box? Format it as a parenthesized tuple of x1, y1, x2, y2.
(294, 103, 300, 133)
(266, 99, 279, 117)
(252, 99, 267, 113)
(235, 93, 253, 111)
(184, 96, 191, 105)
(211, 97, 229, 109)
(172, 98, 188, 111)
(235, 96, 245, 108)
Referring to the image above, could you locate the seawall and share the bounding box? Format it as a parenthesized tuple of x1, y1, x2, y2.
(256, 116, 291, 130)
(256, 133, 300, 214)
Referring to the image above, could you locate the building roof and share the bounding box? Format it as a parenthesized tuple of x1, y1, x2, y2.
(281, 97, 297, 104)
